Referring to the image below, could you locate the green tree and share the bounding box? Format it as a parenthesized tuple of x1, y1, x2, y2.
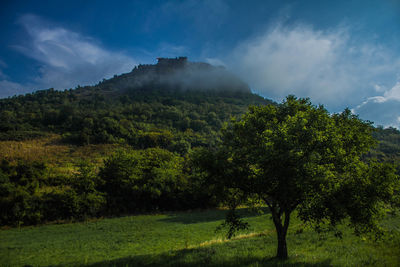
(71, 161, 106, 218)
(99, 148, 186, 213)
(206, 96, 399, 259)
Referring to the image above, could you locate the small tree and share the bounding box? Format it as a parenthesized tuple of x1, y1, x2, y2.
(204, 96, 399, 259)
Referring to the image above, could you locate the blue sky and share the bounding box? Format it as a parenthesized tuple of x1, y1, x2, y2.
(1, 0, 400, 128)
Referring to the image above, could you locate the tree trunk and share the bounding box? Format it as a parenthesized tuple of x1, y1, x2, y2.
(276, 228, 288, 259)
(271, 210, 290, 259)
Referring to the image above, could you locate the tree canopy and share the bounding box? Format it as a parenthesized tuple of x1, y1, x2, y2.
(201, 96, 400, 259)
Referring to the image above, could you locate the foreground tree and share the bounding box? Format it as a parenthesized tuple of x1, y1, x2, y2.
(201, 96, 399, 259)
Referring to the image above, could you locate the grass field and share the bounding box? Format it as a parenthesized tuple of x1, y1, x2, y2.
(1, 208, 399, 267)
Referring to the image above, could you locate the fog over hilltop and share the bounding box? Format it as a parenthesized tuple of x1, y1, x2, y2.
(96, 57, 251, 94)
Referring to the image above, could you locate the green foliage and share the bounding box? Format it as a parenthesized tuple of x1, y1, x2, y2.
(68, 161, 105, 218)
(0, 160, 46, 225)
(0, 159, 106, 226)
(216, 208, 249, 239)
(0, 80, 270, 152)
(99, 148, 214, 214)
(0, 147, 220, 227)
(203, 96, 400, 258)
(42, 188, 82, 221)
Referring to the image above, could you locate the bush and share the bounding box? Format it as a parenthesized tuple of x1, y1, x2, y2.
(0, 160, 105, 226)
(99, 148, 187, 213)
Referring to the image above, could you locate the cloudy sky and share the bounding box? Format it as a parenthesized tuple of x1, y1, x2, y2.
(1, 0, 400, 128)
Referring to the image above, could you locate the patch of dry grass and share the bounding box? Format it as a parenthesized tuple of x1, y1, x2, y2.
(0, 134, 122, 168)
(196, 230, 271, 248)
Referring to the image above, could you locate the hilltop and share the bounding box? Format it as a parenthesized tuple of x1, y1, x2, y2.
(96, 56, 251, 95)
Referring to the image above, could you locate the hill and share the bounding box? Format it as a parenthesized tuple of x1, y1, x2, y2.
(0, 57, 272, 151)
(0, 58, 274, 226)
(2, 57, 399, 161)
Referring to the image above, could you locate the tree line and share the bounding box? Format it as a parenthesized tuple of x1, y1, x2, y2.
(0, 146, 222, 226)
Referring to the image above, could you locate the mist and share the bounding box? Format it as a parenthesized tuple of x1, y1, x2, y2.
(100, 58, 251, 94)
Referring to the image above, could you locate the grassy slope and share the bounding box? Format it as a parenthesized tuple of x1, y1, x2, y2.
(0, 135, 122, 177)
(0, 208, 399, 267)
(0, 135, 123, 164)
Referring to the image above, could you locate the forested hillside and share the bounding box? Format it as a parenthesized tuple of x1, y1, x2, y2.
(370, 126, 400, 163)
(0, 57, 271, 151)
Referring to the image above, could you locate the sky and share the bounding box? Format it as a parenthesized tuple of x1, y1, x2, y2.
(1, 0, 400, 128)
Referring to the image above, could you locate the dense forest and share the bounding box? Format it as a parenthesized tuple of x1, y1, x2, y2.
(0, 58, 399, 226)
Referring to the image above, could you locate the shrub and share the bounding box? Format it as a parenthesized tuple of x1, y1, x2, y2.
(99, 148, 187, 213)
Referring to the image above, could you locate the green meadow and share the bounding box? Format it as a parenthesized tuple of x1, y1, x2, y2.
(1, 208, 399, 267)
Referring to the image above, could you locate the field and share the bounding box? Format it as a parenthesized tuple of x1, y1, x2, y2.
(1, 208, 399, 267)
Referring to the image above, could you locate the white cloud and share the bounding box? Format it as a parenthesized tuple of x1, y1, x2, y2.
(0, 14, 136, 97)
(353, 82, 400, 128)
(374, 84, 385, 92)
(381, 82, 400, 102)
(227, 23, 400, 110)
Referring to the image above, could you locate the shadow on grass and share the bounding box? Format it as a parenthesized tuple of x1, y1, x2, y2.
(80, 245, 331, 267)
(159, 207, 270, 224)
